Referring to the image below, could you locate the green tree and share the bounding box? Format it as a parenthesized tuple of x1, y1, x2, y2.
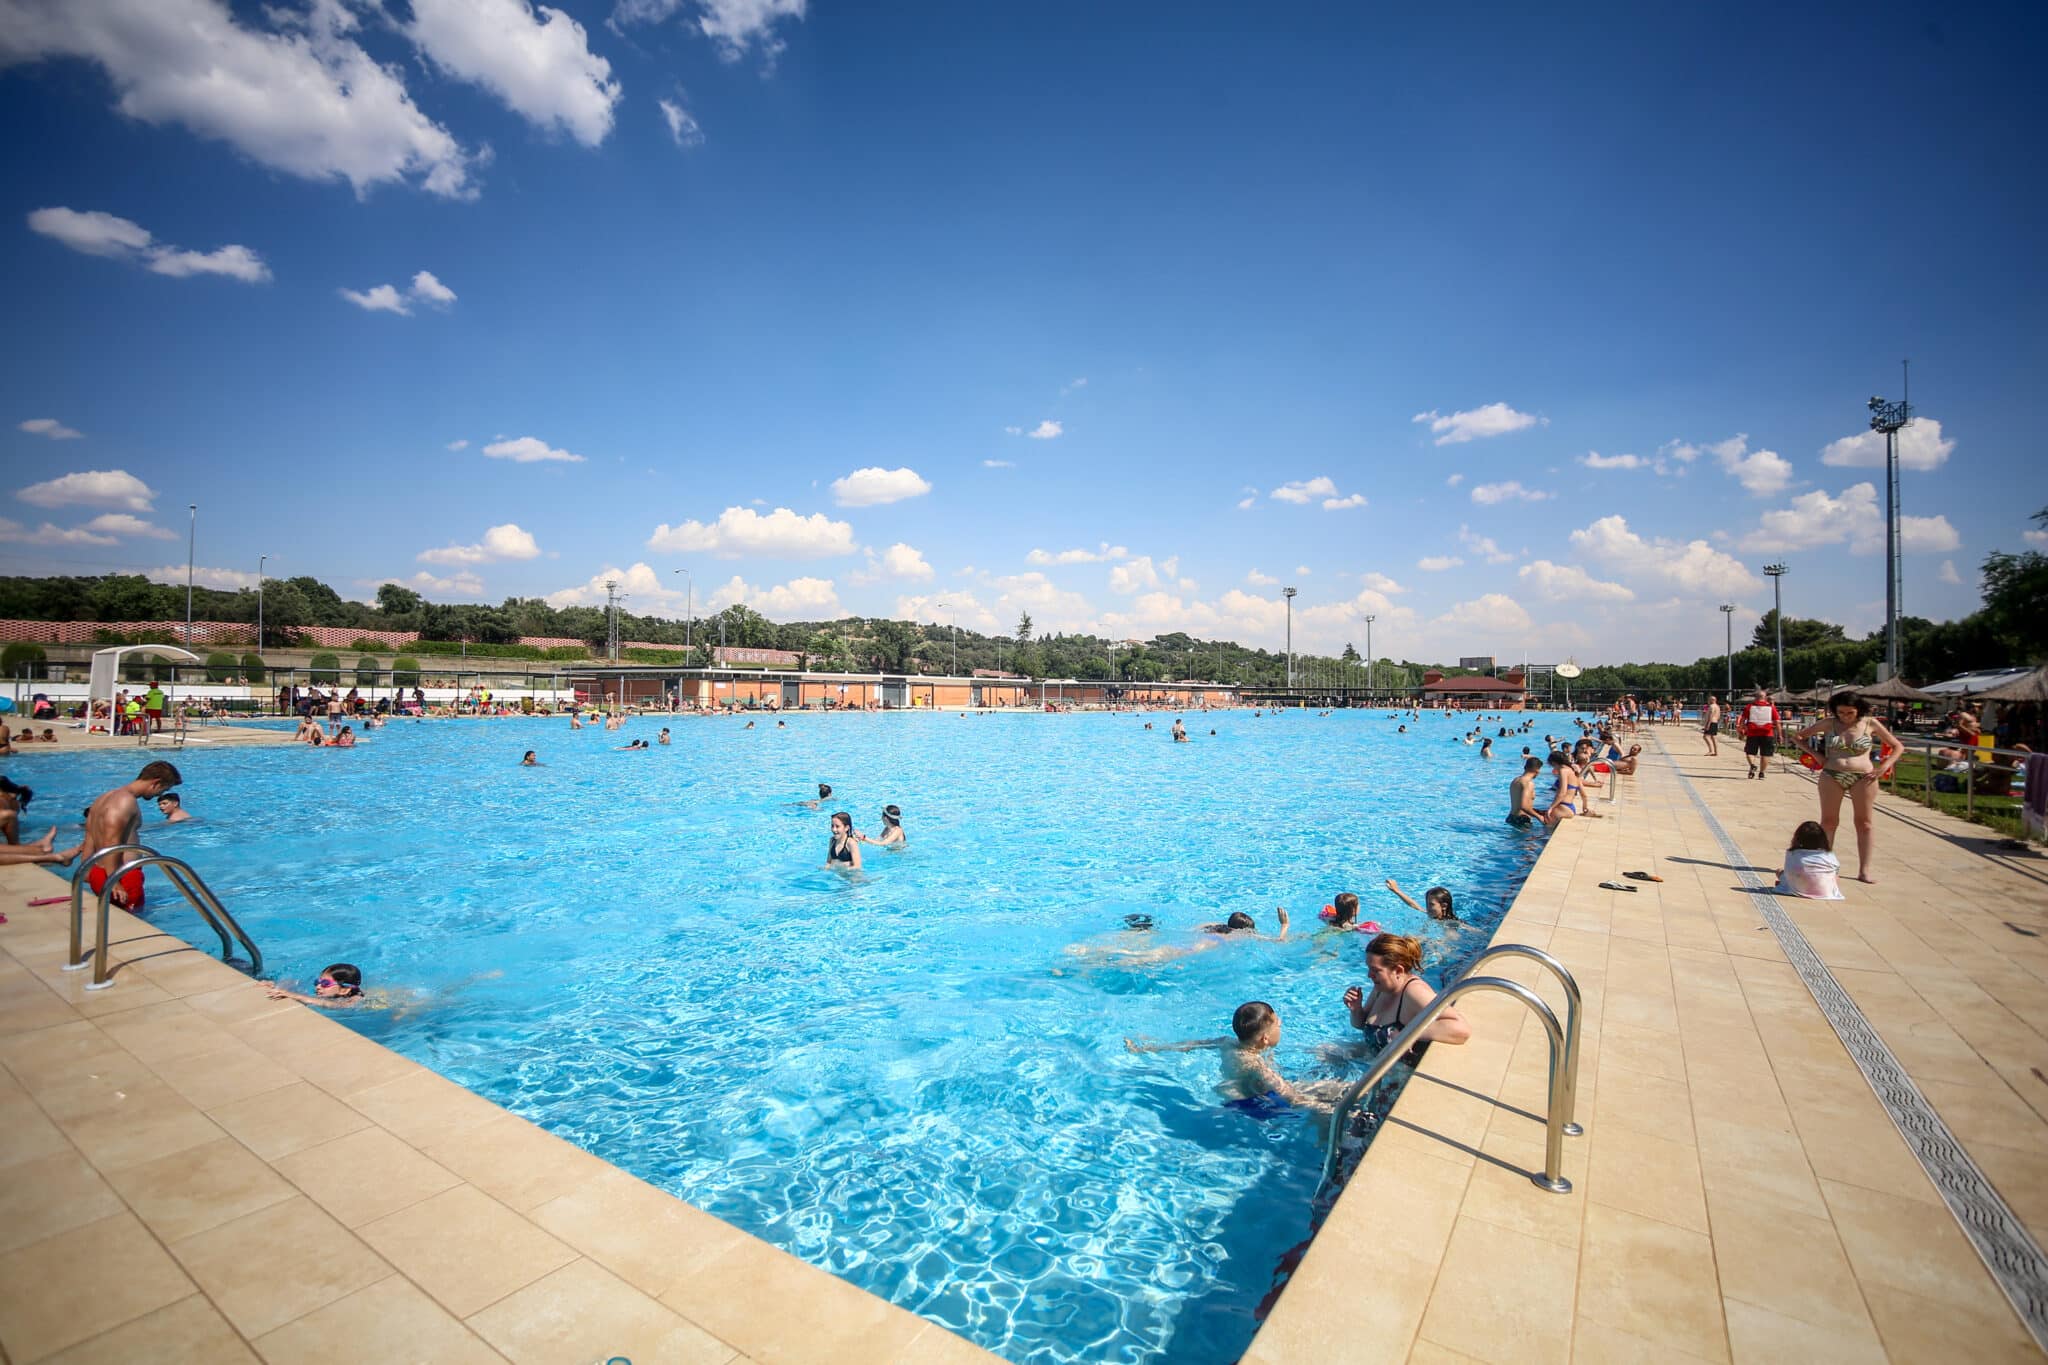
(355, 655, 382, 687)
(376, 582, 424, 618)
(1015, 611, 1033, 644)
(870, 619, 917, 671)
(1, 642, 46, 680)
(240, 653, 266, 684)
(1980, 507, 2048, 664)
(1751, 611, 1847, 652)
(86, 574, 168, 621)
(259, 580, 311, 647)
(392, 656, 422, 688)
(1341, 642, 1360, 663)
(309, 652, 340, 683)
(205, 651, 237, 682)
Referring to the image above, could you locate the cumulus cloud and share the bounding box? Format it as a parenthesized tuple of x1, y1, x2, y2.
(1322, 492, 1368, 510)
(143, 563, 260, 590)
(1821, 417, 1955, 471)
(988, 571, 1095, 629)
(830, 466, 931, 507)
(1445, 473, 1464, 487)
(1937, 560, 1962, 586)
(1235, 496, 1255, 510)
(1359, 573, 1405, 594)
(1458, 524, 1514, 565)
(18, 417, 81, 439)
(1434, 592, 1534, 635)
(482, 435, 584, 463)
(1570, 515, 1757, 596)
(658, 96, 703, 147)
(1705, 434, 1793, 496)
(850, 542, 933, 584)
(27, 207, 269, 282)
(1110, 555, 1168, 594)
(1579, 451, 1647, 471)
(983, 459, 1014, 469)
(407, 0, 619, 147)
(340, 269, 457, 315)
(894, 590, 1000, 634)
(0, 517, 117, 546)
(391, 568, 486, 596)
(1246, 569, 1278, 586)
(705, 573, 845, 618)
(2, 0, 476, 197)
(544, 561, 684, 609)
(83, 512, 176, 540)
(1417, 555, 1463, 572)
(1519, 559, 1635, 603)
(1269, 476, 1336, 504)
(1738, 483, 1959, 555)
(1027, 543, 1127, 566)
(419, 522, 542, 564)
(447, 439, 470, 451)
(612, 0, 806, 66)
(2027, 529, 2048, 549)
(647, 505, 857, 558)
(17, 468, 156, 511)
(1469, 480, 1551, 505)
(1025, 420, 1063, 440)
(1412, 403, 1542, 446)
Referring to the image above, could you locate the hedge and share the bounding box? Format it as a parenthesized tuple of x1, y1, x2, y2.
(241, 653, 267, 684)
(1, 642, 46, 679)
(405, 640, 590, 661)
(355, 655, 382, 686)
(392, 656, 421, 688)
(205, 651, 238, 683)
(308, 652, 340, 683)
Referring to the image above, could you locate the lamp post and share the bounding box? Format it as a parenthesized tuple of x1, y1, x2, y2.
(1283, 587, 1298, 689)
(1365, 613, 1376, 698)
(1719, 603, 1734, 693)
(673, 568, 693, 655)
(1762, 564, 1788, 692)
(257, 554, 267, 656)
(185, 504, 196, 646)
(1867, 366, 1913, 680)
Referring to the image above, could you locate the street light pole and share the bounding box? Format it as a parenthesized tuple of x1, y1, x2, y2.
(1720, 604, 1734, 693)
(673, 568, 693, 655)
(1282, 586, 1298, 690)
(185, 504, 196, 646)
(1867, 365, 1913, 680)
(1366, 614, 1376, 698)
(1762, 564, 1788, 692)
(257, 555, 268, 656)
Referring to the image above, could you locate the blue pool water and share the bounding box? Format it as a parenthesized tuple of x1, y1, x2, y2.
(20, 709, 1566, 1364)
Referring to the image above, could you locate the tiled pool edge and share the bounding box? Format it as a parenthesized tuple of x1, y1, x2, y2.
(0, 863, 1002, 1365)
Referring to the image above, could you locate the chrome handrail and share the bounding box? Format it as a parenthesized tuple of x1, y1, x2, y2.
(1460, 944, 1584, 1136)
(1319, 975, 1575, 1196)
(66, 845, 263, 987)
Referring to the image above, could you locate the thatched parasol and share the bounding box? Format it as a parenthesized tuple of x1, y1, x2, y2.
(1974, 664, 2048, 703)
(1855, 675, 1942, 704)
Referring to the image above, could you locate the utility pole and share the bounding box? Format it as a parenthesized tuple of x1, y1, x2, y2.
(673, 568, 692, 657)
(1365, 613, 1376, 697)
(257, 554, 267, 655)
(1720, 604, 1734, 693)
(185, 504, 196, 646)
(1283, 586, 1298, 690)
(1762, 564, 1788, 692)
(1866, 363, 1913, 680)
(604, 579, 621, 663)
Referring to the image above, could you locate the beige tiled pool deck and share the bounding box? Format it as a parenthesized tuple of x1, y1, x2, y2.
(4, 729, 2046, 1363)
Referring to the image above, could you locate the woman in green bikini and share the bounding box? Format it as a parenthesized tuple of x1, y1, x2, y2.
(1795, 690, 1901, 884)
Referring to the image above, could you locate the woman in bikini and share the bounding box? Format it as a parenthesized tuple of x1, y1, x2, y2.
(1795, 690, 1901, 883)
(825, 811, 863, 872)
(1342, 933, 1471, 1067)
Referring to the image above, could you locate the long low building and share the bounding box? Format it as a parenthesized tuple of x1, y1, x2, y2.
(567, 666, 1243, 710)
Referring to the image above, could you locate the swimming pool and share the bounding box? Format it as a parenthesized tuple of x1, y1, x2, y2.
(23, 709, 1563, 1364)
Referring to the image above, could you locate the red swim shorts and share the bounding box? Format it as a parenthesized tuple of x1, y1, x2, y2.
(87, 865, 146, 910)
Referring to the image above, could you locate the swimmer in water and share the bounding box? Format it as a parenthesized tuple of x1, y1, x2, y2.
(521, 751, 539, 766)
(658, 728, 671, 745)
(826, 811, 863, 871)
(1125, 1001, 1344, 1112)
(798, 783, 833, 810)
(1506, 756, 1543, 827)
(855, 804, 905, 848)
(1172, 719, 1188, 742)
(156, 793, 193, 824)
(265, 962, 367, 1009)
(1384, 877, 1460, 923)
(1072, 908, 1289, 964)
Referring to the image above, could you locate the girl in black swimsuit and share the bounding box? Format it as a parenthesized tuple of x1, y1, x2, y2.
(826, 811, 862, 871)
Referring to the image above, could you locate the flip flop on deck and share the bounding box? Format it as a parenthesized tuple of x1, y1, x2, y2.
(1598, 881, 1638, 893)
(1622, 871, 1663, 882)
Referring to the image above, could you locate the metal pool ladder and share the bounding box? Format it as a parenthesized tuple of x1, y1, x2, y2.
(1318, 943, 1583, 1196)
(63, 843, 263, 989)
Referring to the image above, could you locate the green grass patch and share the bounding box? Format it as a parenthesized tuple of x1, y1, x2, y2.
(1882, 752, 2024, 838)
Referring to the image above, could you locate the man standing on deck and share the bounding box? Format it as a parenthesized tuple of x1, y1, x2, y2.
(144, 682, 166, 735)
(83, 760, 181, 909)
(1702, 695, 1722, 757)
(1739, 686, 1782, 780)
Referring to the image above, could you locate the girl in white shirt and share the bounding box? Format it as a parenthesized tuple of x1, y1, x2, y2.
(1776, 820, 1843, 900)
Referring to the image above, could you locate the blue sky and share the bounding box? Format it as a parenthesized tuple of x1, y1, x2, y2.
(3, 0, 2044, 665)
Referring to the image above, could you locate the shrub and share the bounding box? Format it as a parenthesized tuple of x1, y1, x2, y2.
(205, 651, 237, 683)
(351, 636, 395, 651)
(241, 653, 266, 684)
(392, 656, 421, 688)
(405, 639, 580, 661)
(309, 652, 340, 683)
(355, 655, 382, 687)
(0, 642, 46, 679)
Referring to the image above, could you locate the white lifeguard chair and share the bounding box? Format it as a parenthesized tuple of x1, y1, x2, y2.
(87, 644, 201, 743)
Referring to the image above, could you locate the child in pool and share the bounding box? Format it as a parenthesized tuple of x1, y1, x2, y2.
(1775, 821, 1844, 900)
(265, 962, 368, 1008)
(1125, 1001, 1343, 1113)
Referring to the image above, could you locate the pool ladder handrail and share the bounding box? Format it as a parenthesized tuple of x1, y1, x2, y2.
(1461, 943, 1584, 1137)
(64, 843, 263, 989)
(1318, 951, 1582, 1197)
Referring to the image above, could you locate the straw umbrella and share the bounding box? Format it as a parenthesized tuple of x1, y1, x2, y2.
(1857, 676, 1942, 705)
(1974, 664, 2048, 703)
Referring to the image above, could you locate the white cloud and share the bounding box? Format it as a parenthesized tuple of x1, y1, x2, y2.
(707, 574, 845, 618)
(1234, 496, 1255, 510)
(983, 459, 1014, 469)
(1445, 473, 1464, 487)
(1003, 425, 1022, 436)
(658, 96, 703, 147)
(1469, 480, 1551, 505)
(646, 505, 856, 558)
(1434, 592, 1534, 636)
(830, 466, 931, 507)
(1359, 572, 1405, 595)
(396, 568, 487, 597)
(1027, 543, 1127, 566)
(612, 0, 805, 65)
(850, 542, 933, 584)
(419, 522, 542, 564)
(1270, 476, 1336, 504)
(1660, 440, 1702, 464)
(1061, 377, 1088, 394)
(482, 435, 585, 463)
(988, 571, 1094, 630)
(1322, 492, 1368, 510)
(1109, 556, 1165, 594)
(1937, 560, 1962, 586)
(83, 512, 175, 540)
(1821, 417, 1955, 471)
(1246, 569, 1278, 586)
(1519, 559, 1635, 603)
(1294, 565, 1312, 577)
(1417, 555, 1463, 572)
(17, 468, 156, 511)
(544, 561, 685, 609)
(1571, 515, 1757, 596)
(340, 269, 458, 315)
(27, 207, 269, 282)
(447, 439, 470, 451)
(143, 563, 260, 590)
(0, 517, 117, 546)
(1412, 403, 1542, 446)
(1026, 420, 1063, 440)
(3, 1, 476, 197)
(406, 0, 618, 146)
(18, 418, 81, 440)
(1705, 433, 1793, 496)
(1458, 524, 1514, 565)
(2027, 529, 2048, 549)
(1737, 482, 1958, 555)
(1579, 451, 1646, 470)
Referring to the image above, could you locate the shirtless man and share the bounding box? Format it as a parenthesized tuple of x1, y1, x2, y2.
(83, 761, 181, 908)
(1702, 695, 1723, 757)
(1171, 719, 1189, 742)
(1506, 756, 1543, 827)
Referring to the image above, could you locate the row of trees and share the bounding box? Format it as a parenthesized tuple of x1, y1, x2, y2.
(2, 509, 2041, 688)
